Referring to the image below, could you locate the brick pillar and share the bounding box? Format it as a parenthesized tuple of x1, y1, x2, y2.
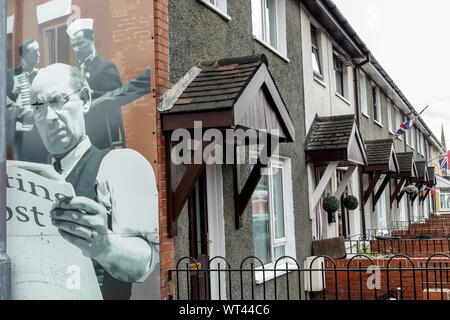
(154, 0, 174, 300)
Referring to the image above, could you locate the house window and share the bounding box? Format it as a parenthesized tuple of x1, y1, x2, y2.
(415, 128, 419, 151)
(251, 157, 294, 266)
(360, 71, 368, 117)
(372, 82, 381, 125)
(43, 23, 70, 65)
(311, 25, 322, 78)
(334, 54, 345, 97)
(251, 0, 287, 56)
(396, 109, 403, 141)
(387, 99, 393, 133)
(411, 126, 415, 149)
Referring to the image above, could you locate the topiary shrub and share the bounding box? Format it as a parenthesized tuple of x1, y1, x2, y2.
(343, 195, 359, 211)
(323, 196, 340, 223)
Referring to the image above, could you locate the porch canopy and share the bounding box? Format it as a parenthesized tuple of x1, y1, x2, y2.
(411, 160, 429, 202)
(159, 54, 295, 236)
(305, 114, 367, 217)
(362, 139, 399, 208)
(391, 152, 418, 206)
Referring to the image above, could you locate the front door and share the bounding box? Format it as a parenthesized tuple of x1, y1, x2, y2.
(188, 170, 210, 300)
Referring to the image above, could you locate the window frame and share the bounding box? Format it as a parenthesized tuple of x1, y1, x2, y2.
(198, 0, 231, 21)
(333, 54, 345, 97)
(311, 24, 323, 79)
(42, 21, 71, 66)
(396, 108, 403, 141)
(360, 71, 369, 118)
(251, 0, 288, 61)
(371, 82, 382, 126)
(387, 99, 394, 134)
(250, 155, 296, 283)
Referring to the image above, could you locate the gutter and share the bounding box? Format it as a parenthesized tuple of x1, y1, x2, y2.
(0, 0, 11, 300)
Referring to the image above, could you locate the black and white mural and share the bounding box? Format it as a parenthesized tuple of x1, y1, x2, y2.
(5, 0, 159, 300)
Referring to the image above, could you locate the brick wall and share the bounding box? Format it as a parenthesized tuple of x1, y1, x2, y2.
(324, 257, 450, 300)
(153, 0, 174, 300)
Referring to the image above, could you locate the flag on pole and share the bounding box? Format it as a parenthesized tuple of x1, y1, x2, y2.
(394, 117, 418, 138)
(439, 151, 450, 169)
(430, 190, 436, 196)
(394, 105, 429, 139)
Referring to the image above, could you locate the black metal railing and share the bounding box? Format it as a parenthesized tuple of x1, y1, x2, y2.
(169, 254, 450, 301)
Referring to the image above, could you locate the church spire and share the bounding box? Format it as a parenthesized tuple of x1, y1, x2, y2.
(441, 123, 447, 150)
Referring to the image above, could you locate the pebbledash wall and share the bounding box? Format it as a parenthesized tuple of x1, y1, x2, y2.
(167, 0, 311, 299)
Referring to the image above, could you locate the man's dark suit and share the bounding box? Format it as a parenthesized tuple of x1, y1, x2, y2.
(80, 55, 123, 150)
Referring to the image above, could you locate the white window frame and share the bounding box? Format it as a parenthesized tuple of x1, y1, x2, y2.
(333, 53, 349, 100)
(372, 82, 382, 126)
(360, 70, 369, 118)
(396, 108, 403, 141)
(251, 0, 288, 61)
(387, 99, 393, 134)
(311, 24, 323, 79)
(198, 0, 231, 21)
(250, 155, 296, 284)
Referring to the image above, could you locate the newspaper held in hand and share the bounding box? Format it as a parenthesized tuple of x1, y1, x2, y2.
(6, 161, 102, 300)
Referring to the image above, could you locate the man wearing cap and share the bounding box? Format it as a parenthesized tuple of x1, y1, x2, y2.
(28, 63, 159, 300)
(7, 38, 48, 163)
(66, 18, 124, 150)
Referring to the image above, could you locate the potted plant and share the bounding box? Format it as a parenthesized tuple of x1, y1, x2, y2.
(323, 196, 340, 223)
(343, 195, 359, 211)
(402, 185, 418, 195)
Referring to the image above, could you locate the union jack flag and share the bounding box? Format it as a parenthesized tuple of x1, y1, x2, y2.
(394, 116, 418, 138)
(394, 106, 429, 139)
(439, 151, 450, 169)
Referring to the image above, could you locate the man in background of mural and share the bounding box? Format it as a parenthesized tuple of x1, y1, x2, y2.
(28, 63, 159, 300)
(66, 18, 125, 150)
(6, 38, 48, 163)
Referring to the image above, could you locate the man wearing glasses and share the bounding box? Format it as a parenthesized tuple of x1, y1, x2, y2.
(29, 63, 159, 300)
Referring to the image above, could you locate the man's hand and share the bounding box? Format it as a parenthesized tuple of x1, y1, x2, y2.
(51, 196, 112, 260)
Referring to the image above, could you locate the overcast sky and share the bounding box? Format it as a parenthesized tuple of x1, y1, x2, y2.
(333, 0, 450, 147)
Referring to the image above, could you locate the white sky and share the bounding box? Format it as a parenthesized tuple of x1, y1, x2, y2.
(333, 0, 450, 147)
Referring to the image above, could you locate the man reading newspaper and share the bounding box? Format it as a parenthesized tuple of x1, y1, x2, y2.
(13, 63, 159, 300)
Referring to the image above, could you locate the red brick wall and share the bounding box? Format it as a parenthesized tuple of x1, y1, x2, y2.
(154, 0, 174, 300)
(324, 257, 450, 300)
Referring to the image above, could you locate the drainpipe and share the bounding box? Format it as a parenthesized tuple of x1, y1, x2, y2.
(403, 113, 412, 231)
(0, 0, 11, 300)
(354, 55, 370, 239)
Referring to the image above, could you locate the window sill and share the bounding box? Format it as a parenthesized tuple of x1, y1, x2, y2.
(314, 76, 327, 88)
(253, 36, 290, 63)
(197, 0, 231, 21)
(335, 92, 351, 106)
(374, 120, 383, 128)
(254, 262, 298, 285)
(362, 112, 370, 119)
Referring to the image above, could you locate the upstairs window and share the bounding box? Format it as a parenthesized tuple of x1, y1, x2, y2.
(372, 82, 382, 125)
(360, 71, 368, 117)
(199, 0, 230, 20)
(252, 0, 287, 57)
(334, 54, 345, 97)
(396, 108, 403, 141)
(387, 99, 393, 133)
(311, 25, 322, 78)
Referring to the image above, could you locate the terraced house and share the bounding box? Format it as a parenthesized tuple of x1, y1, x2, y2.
(157, 0, 447, 300)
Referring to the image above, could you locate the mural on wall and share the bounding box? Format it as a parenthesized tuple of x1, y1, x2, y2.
(5, 0, 159, 300)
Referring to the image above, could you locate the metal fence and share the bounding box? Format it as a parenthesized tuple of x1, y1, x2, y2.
(169, 254, 450, 301)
